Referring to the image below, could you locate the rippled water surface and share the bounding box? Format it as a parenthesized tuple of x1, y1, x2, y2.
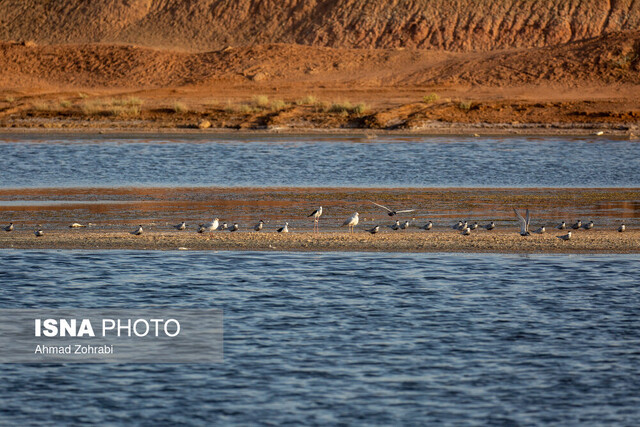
(1, 250, 638, 425)
(1, 134, 639, 188)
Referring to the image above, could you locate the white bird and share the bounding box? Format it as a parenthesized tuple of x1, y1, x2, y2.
(400, 220, 410, 230)
(4, 223, 13, 232)
(218, 222, 228, 231)
(390, 220, 401, 230)
(198, 218, 219, 234)
(513, 209, 531, 236)
(254, 220, 264, 231)
(557, 231, 572, 241)
(469, 222, 478, 230)
(533, 226, 545, 234)
(583, 221, 594, 230)
(69, 223, 86, 228)
(308, 207, 323, 232)
(174, 222, 187, 230)
(484, 221, 495, 230)
(367, 225, 380, 234)
(342, 212, 359, 233)
(556, 221, 566, 230)
(422, 221, 433, 230)
(461, 227, 471, 236)
(131, 225, 143, 235)
(229, 223, 239, 232)
(618, 223, 626, 232)
(34, 229, 44, 237)
(277, 222, 289, 233)
(370, 201, 415, 217)
(571, 220, 582, 230)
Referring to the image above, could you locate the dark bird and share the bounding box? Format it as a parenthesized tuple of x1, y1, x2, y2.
(370, 201, 415, 217)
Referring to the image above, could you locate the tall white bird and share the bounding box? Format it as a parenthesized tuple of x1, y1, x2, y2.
(370, 201, 415, 217)
(557, 231, 572, 241)
(618, 223, 626, 232)
(342, 212, 359, 233)
(4, 223, 13, 232)
(422, 221, 433, 230)
(513, 209, 531, 236)
(254, 220, 264, 232)
(174, 222, 187, 230)
(198, 218, 219, 234)
(277, 222, 289, 233)
(308, 207, 323, 232)
(229, 223, 239, 232)
(34, 229, 44, 237)
(131, 225, 143, 235)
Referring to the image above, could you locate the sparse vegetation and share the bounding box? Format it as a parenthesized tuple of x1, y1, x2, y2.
(423, 93, 439, 103)
(79, 98, 141, 117)
(5, 96, 15, 103)
(269, 99, 288, 112)
(59, 100, 72, 108)
(296, 95, 318, 105)
(173, 102, 188, 113)
(114, 96, 143, 107)
(252, 95, 270, 108)
(78, 93, 89, 99)
(458, 101, 472, 111)
(328, 101, 368, 115)
(32, 101, 57, 112)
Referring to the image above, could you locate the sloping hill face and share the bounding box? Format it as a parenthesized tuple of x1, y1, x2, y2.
(1, 0, 639, 52)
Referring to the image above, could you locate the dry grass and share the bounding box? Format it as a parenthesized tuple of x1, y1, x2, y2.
(328, 101, 368, 115)
(172, 102, 188, 113)
(252, 95, 270, 108)
(4, 96, 15, 103)
(296, 95, 318, 105)
(423, 93, 439, 103)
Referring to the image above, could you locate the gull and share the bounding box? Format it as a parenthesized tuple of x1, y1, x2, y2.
(618, 223, 626, 232)
(3, 223, 13, 232)
(308, 207, 322, 232)
(198, 218, 219, 233)
(254, 220, 264, 231)
(533, 226, 545, 234)
(513, 209, 531, 236)
(557, 231, 572, 241)
(400, 220, 410, 230)
(277, 222, 289, 233)
(422, 221, 433, 230)
(484, 221, 495, 230)
(229, 223, 239, 232)
(556, 221, 566, 230)
(69, 223, 86, 228)
(342, 212, 359, 233)
(34, 229, 44, 237)
(367, 225, 380, 234)
(131, 225, 143, 235)
(218, 222, 228, 231)
(461, 227, 471, 236)
(470, 222, 478, 231)
(174, 222, 187, 231)
(571, 220, 582, 230)
(370, 201, 415, 217)
(583, 221, 594, 230)
(390, 220, 401, 230)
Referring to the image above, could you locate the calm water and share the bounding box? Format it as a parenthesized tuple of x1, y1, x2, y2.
(1, 134, 639, 188)
(1, 250, 638, 425)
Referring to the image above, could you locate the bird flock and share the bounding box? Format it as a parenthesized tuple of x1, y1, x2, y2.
(1, 201, 629, 240)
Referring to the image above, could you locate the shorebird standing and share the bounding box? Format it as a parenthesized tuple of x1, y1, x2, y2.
(254, 220, 264, 232)
(556, 221, 567, 230)
(131, 225, 143, 235)
(390, 220, 401, 230)
(513, 209, 531, 236)
(69, 223, 86, 228)
(198, 218, 219, 235)
(461, 227, 471, 236)
(229, 223, 239, 232)
(277, 222, 289, 233)
(470, 222, 479, 230)
(400, 220, 410, 230)
(218, 222, 228, 231)
(308, 207, 323, 232)
(557, 231, 572, 241)
(370, 201, 415, 217)
(34, 229, 44, 237)
(571, 220, 582, 230)
(367, 225, 380, 234)
(342, 212, 359, 233)
(583, 221, 594, 230)
(533, 226, 545, 234)
(453, 220, 463, 230)
(618, 223, 626, 232)
(174, 222, 187, 231)
(4, 223, 13, 232)
(422, 221, 433, 230)
(484, 221, 495, 230)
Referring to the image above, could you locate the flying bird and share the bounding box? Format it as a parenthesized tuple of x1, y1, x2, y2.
(308, 207, 323, 232)
(342, 212, 359, 233)
(370, 201, 415, 217)
(513, 209, 531, 236)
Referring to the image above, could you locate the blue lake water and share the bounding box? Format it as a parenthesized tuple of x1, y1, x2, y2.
(1, 134, 639, 188)
(1, 250, 638, 425)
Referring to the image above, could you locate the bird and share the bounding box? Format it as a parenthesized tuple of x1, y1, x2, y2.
(461, 227, 471, 236)
(229, 223, 239, 232)
(557, 231, 572, 241)
(453, 220, 463, 230)
(400, 220, 410, 230)
(342, 212, 359, 233)
(618, 223, 626, 232)
(308, 207, 323, 232)
(533, 226, 545, 234)
(34, 229, 44, 237)
(3, 223, 13, 232)
(556, 221, 566, 230)
(422, 221, 433, 230)
(513, 209, 531, 236)
(198, 218, 219, 234)
(370, 201, 415, 217)
(367, 225, 380, 234)
(131, 225, 143, 235)
(69, 223, 86, 228)
(277, 222, 289, 233)
(583, 221, 594, 230)
(390, 220, 401, 230)
(218, 222, 228, 231)
(571, 220, 582, 230)
(470, 222, 478, 231)
(174, 222, 187, 231)
(254, 220, 264, 231)
(484, 221, 495, 230)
